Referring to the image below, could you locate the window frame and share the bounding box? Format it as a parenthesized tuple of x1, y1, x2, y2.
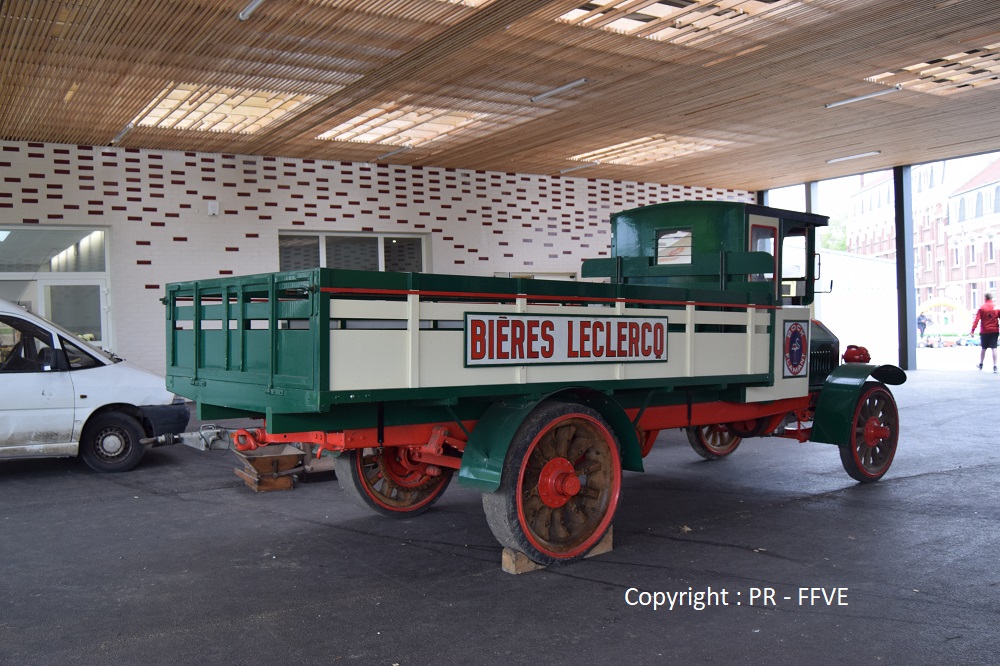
(0, 314, 58, 374)
(748, 224, 777, 282)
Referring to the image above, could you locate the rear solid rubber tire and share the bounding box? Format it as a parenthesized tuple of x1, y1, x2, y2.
(686, 424, 742, 460)
(482, 401, 622, 566)
(335, 447, 452, 518)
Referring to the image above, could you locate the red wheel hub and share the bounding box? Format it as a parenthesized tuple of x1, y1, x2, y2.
(381, 448, 430, 488)
(538, 457, 581, 508)
(863, 417, 890, 446)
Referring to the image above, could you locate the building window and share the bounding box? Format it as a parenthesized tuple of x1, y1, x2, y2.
(989, 240, 996, 262)
(0, 227, 110, 347)
(970, 244, 977, 265)
(0, 228, 106, 273)
(925, 246, 932, 268)
(278, 233, 425, 272)
(971, 283, 979, 308)
(953, 247, 960, 266)
(326, 236, 380, 271)
(976, 192, 984, 218)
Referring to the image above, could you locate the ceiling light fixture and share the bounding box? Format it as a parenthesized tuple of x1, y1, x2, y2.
(826, 151, 881, 164)
(376, 145, 413, 160)
(63, 83, 79, 104)
(237, 0, 266, 21)
(559, 161, 599, 174)
(825, 84, 903, 108)
(530, 78, 589, 103)
(110, 122, 134, 145)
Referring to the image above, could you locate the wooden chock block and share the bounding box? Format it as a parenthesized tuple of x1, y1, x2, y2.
(232, 445, 305, 492)
(502, 548, 546, 574)
(501, 526, 613, 574)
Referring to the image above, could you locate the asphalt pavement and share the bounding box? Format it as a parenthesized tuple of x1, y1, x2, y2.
(2, 348, 998, 665)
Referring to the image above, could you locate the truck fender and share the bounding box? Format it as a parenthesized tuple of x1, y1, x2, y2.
(811, 363, 906, 446)
(457, 388, 644, 492)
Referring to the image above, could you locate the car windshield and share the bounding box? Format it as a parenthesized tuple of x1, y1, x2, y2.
(53, 320, 120, 362)
(13, 308, 119, 364)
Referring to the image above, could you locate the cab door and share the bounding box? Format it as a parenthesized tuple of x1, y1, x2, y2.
(0, 314, 76, 455)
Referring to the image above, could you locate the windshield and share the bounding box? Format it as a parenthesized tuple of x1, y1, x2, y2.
(26, 308, 119, 363)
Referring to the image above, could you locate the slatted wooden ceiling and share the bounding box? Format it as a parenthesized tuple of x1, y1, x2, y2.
(2, 0, 1000, 191)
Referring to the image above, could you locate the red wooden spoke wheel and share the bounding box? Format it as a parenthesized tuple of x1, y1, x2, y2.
(686, 424, 743, 460)
(483, 402, 622, 566)
(335, 446, 451, 518)
(840, 383, 899, 483)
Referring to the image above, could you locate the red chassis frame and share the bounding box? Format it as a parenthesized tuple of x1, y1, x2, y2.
(231, 393, 819, 472)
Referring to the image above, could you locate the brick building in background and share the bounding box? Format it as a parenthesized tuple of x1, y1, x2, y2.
(846, 153, 1000, 333)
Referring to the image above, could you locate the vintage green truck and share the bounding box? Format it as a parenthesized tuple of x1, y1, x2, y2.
(161, 201, 904, 565)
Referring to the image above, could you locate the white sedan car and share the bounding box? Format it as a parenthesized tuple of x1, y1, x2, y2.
(0, 298, 189, 471)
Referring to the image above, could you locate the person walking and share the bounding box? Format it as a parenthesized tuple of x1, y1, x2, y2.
(971, 293, 1000, 372)
(917, 312, 930, 338)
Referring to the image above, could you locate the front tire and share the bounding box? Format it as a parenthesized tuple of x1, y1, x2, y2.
(335, 447, 452, 518)
(79, 412, 146, 472)
(840, 383, 899, 483)
(482, 402, 622, 566)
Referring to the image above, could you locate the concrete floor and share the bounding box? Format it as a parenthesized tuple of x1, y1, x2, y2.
(2, 348, 999, 665)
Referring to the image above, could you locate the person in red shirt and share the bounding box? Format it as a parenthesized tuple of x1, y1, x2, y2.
(971, 293, 1000, 372)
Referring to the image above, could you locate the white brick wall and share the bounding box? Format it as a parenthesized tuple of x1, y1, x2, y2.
(0, 140, 752, 373)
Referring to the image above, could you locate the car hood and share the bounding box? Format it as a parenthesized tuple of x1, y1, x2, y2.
(69, 360, 176, 406)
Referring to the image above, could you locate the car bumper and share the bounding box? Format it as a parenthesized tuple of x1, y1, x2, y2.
(140, 403, 191, 439)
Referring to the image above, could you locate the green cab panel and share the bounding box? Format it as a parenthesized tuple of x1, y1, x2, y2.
(457, 388, 644, 492)
(811, 363, 906, 446)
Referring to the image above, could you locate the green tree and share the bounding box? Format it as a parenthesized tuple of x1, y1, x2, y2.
(819, 213, 847, 251)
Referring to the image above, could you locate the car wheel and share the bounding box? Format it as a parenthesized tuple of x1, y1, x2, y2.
(79, 412, 147, 472)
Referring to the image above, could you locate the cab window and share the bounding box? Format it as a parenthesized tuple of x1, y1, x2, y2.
(656, 228, 693, 265)
(749, 225, 776, 282)
(781, 227, 809, 305)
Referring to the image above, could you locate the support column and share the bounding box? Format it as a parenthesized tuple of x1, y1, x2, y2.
(805, 181, 819, 213)
(894, 165, 916, 370)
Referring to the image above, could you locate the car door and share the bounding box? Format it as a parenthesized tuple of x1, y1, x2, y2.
(0, 314, 76, 455)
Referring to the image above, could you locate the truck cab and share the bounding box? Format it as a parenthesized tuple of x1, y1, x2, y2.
(582, 201, 837, 390)
(584, 200, 823, 302)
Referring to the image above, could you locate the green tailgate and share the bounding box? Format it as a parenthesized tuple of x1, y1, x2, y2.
(164, 269, 328, 417)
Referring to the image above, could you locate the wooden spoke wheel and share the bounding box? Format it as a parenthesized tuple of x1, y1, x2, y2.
(686, 424, 743, 460)
(840, 383, 899, 483)
(483, 402, 622, 566)
(335, 447, 451, 518)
